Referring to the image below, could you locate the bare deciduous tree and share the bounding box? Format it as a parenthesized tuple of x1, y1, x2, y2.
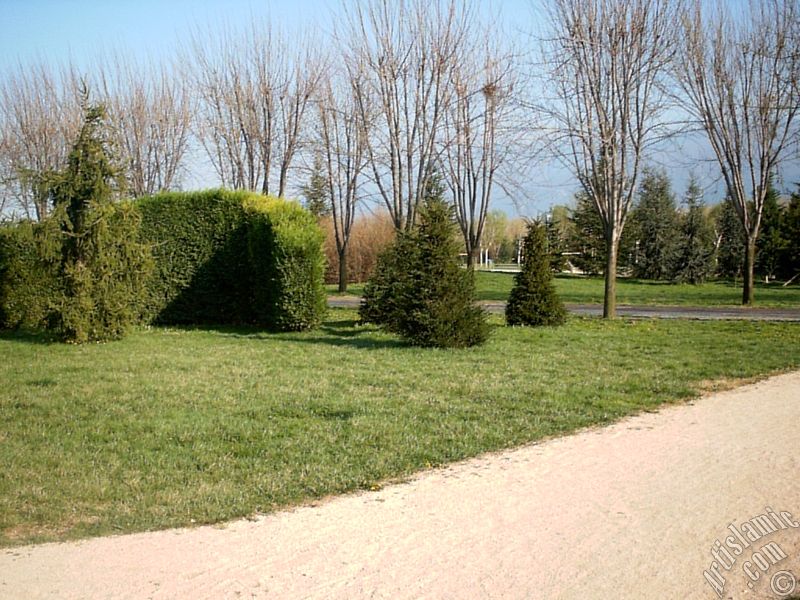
(343, 0, 473, 231)
(317, 66, 371, 292)
(542, 0, 680, 318)
(96, 56, 193, 197)
(187, 22, 323, 197)
(440, 34, 517, 268)
(676, 0, 800, 305)
(0, 62, 83, 220)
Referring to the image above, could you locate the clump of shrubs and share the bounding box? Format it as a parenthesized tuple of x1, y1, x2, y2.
(505, 221, 566, 327)
(361, 192, 488, 348)
(0, 108, 326, 341)
(0, 102, 152, 343)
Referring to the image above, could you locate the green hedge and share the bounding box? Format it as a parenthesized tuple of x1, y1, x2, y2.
(245, 197, 327, 330)
(0, 218, 62, 331)
(136, 190, 253, 325)
(136, 189, 326, 330)
(0, 189, 326, 338)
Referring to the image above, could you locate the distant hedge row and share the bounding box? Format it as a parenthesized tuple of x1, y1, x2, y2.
(0, 189, 327, 339)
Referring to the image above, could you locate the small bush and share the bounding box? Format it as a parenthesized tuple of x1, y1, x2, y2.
(506, 222, 567, 327)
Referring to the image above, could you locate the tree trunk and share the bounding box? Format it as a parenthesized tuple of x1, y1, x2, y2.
(742, 235, 756, 305)
(337, 248, 348, 294)
(604, 235, 618, 319)
(465, 244, 477, 269)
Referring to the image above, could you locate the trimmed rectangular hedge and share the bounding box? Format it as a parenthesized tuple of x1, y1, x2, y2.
(0, 217, 62, 331)
(0, 189, 327, 337)
(136, 189, 326, 330)
(136, 190, 253, 325)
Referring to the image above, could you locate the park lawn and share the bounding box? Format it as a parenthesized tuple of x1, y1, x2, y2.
(328, 272, 800, 308)
(1, 310, 799, 547)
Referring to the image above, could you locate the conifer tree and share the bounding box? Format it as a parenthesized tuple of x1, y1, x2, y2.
(716, 197, 746, 280)
(673, 178, 715, 284)
(632, 169, 679, 280)
(359, 230, 417, 332)
(397, 195, 489, 347)
(570, 192, 606, 276)
(50, 97, 150, 343)
(755, 178, 784, 282)
(302, 153, 330, 219)
(506, 221, 566, 327)
(779, 188, 800, 281)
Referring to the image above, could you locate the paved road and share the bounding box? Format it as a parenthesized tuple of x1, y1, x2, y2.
(328, 296, 800, 321)
(3, 372, 799, 599)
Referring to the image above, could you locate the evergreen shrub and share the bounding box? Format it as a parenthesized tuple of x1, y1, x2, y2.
(506, 222, 567, 327)
(0, 219, 62, 331)
(397, 198, 489, 348)
(361, 196, 488, 348)
(55, 202, 153, 343)
(359, 231, 418, 332)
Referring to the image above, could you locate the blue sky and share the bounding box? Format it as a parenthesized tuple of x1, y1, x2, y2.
(1, 0, 796, 215)
(0, 0, 530, 70)
(1, 0, 326, 69)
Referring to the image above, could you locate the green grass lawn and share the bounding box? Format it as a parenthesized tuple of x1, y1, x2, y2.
(2, 309, 799, 547)
(328, 272, 800, 308)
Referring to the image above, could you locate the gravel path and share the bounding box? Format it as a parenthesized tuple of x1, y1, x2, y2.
(328, 296, 800, 321)
(2, 372, 799, 599)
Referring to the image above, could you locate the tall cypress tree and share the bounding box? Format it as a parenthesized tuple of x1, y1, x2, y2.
(49, 98, 150, 343)
(673, 178, 715, 284)
(632, 169, 679, 280)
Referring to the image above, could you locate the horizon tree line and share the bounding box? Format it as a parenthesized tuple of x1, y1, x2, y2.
(0, 0, 798, 309)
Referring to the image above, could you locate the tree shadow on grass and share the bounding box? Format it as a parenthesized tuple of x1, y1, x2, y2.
(0, 329, 61, 346)
(179, 318, 410, 350)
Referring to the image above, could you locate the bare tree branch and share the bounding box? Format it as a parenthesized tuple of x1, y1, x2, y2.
(541, 0, 682, 317)
(440, 27, 519, 267)
(96, 55, 193, 197)
(342, 0, 475, 231)
(675, 0, 800, 304)
(0, 61, 83, 220)
(316, 61, 371, 292)
(185, 20, 324, 197)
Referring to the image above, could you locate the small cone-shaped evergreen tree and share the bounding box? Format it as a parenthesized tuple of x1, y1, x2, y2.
(397, 195, 489, 348)
(506, 221, 566, 327)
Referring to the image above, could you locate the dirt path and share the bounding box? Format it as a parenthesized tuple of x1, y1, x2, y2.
(2, 372, 800, 599)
